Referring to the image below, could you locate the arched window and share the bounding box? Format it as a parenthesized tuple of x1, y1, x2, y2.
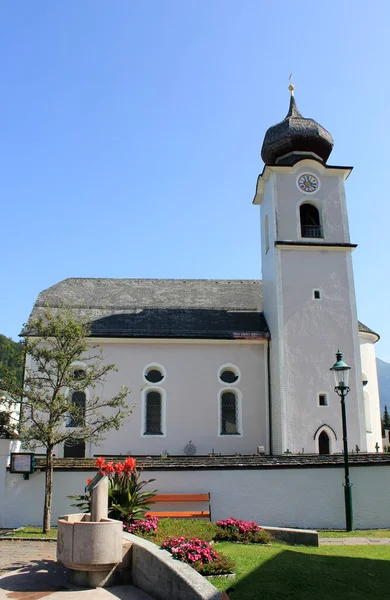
(218, 364, 240, 385)
(67, 391, 86, 427)
(64, 438, 85, 458)
(318, 430, 330, 454)
(145, 390, 163, 435)
(300, 203, 322, 238)
(220, 390, 239, 435)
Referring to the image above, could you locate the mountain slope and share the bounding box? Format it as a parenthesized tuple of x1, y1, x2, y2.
(377, 358, 390, 416)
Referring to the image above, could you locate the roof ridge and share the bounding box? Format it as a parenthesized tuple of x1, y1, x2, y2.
(56, 277, 262, 283)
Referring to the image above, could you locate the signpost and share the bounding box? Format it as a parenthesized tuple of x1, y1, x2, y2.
(10, 453, 35, 479)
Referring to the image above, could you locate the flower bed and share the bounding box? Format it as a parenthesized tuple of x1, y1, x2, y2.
(161, 536, 235, 576)
(124, 516, 159, 535)
(215, 517, 272, 544)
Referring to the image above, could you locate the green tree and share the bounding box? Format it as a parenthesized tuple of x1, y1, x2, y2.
(0, 306, 131, 534)
(0, 334, 23, 384)
(383, 405, 390, 429)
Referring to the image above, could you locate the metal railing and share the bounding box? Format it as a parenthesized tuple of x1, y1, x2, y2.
(302, 226, 322, 238)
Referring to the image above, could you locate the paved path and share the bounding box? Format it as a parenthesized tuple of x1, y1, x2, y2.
(320, 537, 390, 545)
(0, 540, 154, 600)
(0, 540, 57, 573)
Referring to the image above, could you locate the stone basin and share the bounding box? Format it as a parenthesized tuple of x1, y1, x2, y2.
(57, 513, 123, 587)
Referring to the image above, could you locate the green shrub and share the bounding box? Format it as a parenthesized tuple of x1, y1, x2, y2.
(214, 528, 272, 544)
(197, 553, 235, 576)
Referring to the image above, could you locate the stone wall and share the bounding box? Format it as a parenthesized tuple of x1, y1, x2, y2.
(1, 451, 390, 530)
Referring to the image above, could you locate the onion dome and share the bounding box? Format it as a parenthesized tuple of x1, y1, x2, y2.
(261, 85, 334, 166)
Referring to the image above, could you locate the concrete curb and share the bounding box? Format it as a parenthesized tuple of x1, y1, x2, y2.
(263, 526, 319, 546)
(123, 532, 222, 600)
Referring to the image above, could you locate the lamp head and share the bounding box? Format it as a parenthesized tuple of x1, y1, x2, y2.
(330, 350, 351, 389)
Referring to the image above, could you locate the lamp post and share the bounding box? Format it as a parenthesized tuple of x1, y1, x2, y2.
(330, 350, 353, 532)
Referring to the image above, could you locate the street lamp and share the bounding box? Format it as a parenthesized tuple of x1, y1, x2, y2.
(330, 350, 353, 531)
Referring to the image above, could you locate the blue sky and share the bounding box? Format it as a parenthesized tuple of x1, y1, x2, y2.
(1, 1, 389, 362)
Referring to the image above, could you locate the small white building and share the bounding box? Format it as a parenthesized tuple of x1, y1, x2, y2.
(26, 88, 382, 459)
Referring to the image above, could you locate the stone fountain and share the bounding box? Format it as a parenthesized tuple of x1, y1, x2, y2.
(57, 472, 123, 587)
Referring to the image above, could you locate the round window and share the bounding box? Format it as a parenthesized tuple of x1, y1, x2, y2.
(219, 365, 240, 385)
(144, 365, 165, 384)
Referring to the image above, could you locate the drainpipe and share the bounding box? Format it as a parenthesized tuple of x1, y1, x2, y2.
(267, 336, 273, 455)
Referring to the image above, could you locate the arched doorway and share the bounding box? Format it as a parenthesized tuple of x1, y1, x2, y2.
(318, 430, 330, 454)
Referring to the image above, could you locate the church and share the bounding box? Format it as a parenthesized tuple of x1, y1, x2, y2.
(27, 85, 382, 459)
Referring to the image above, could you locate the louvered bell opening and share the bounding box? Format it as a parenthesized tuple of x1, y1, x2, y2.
(221, 391, 238, 435)
(300, 204, 322, 238)
(145, 390, 162, 434)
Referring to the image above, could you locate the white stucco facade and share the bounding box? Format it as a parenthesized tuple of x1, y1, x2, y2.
(49, 340, 269, 458)
(359, 332, 382, 451)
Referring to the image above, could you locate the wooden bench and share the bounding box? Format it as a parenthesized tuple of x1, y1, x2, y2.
(146, 493, 211, 520)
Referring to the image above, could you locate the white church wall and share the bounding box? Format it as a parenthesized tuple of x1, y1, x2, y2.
(260, 172, 285, 455)
(279, 248, 365, 453)
(2, 464, 390, 530)
(359, 333, 382, 451)
(66, 340, 269, 457)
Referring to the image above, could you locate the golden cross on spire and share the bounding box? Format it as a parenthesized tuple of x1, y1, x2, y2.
(288, 72, 295, 96)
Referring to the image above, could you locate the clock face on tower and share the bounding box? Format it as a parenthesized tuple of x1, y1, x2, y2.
(297, 173, 319, 193)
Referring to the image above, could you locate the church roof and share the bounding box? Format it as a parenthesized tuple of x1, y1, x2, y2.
(26, 278, 377, 341)
(27, 278, 267, 340)
(261, 92, 334, 166)
(358, 321, 380, 341)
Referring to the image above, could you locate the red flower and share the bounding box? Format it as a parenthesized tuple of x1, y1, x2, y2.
(95, 457, 106, 470)
(86, 478, 93, 484)
(124, 457, 136, 473)
(115, 462, 124, 473)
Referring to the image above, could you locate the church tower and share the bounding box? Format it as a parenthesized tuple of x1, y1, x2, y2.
(253, 85, 368, 455)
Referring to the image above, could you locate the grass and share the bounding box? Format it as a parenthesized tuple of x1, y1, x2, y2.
(9, 522, 390, 540)
(136, 519, 218, 544)
(211, 543, 390, 599)
(318, 529, 390, 538)
(9, 526, 57, 539)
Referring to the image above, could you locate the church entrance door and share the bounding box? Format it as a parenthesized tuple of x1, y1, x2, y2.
(318, 431, 330, 454)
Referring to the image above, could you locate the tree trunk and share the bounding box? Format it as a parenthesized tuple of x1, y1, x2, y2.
(43, 447, 54, 534)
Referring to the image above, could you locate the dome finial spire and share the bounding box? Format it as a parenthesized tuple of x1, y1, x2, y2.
(261, 82, 334, 166)
(288, 72, 294, 96)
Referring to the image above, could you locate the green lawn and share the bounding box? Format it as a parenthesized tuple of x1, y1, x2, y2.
(211, 543, 390, 600)
(9, 523, 390, 540)
(318, 529, 390, 538)
(9, 526, 57, 539)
